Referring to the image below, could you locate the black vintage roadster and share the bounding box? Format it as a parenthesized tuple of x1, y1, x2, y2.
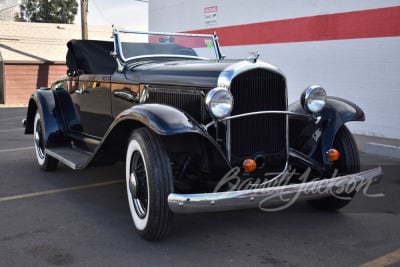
(24, 28, 382, 240)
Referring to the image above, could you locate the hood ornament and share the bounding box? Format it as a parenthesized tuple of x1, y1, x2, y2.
(247, 51, 260, 63)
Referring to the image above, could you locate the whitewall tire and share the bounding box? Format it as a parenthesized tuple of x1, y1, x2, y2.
(33, 111, 58, 171)
(125, 128, 173, 240)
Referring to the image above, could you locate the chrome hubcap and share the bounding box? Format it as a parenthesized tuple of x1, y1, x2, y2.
(34, 117, 45, 159)
(129, 173, 137, 198)
(34, 131, 40, 146)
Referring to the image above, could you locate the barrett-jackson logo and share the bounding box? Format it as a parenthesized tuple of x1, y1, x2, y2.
(212, 166, 383, 212)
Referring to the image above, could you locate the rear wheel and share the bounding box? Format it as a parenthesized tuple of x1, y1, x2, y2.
(126, 128, 173, 241)
(33, 111, 58, 171)
(308, 125, 360, 211)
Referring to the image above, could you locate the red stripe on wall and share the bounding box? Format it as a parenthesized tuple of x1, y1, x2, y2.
(186, 6, 400, 46)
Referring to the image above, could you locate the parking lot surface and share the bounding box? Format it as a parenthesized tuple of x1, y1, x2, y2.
(1, 107, 399, 267)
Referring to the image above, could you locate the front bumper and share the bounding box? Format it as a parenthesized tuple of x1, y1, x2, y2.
(168, 167, 383, 213)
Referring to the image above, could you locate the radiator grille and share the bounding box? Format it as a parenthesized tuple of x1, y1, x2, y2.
(229, 69, 287, 163)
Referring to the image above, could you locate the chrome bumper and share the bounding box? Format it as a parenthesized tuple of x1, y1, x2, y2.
(168, 167, 383, 213)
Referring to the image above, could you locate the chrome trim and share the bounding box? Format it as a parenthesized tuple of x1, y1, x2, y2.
(112, 27, 221, 64)
(139, 86, 149, 104)
(226, 119, 231, 160)
(111, 26, 126, 72)
(202, 110, 316, 144)
(247, 51, 260, 63)
(212, 32, 224, 60)
(115, 57, 126, 72)
(220, 111, 312, 122)
(205, 87, 234, 119)
(168, 167, 383, 213)
(301, 85, 327, 113)
(127, 54, 208, 62)
(217, 60, 282, 88)
(118, 29, 214, 38)
(217, 62, 287, 164)
(203, 121, 216, 130)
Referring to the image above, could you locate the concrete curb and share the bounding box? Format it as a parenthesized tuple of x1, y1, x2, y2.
(354, 134, 400, 160)
(0, 104, 28, 108)
(363, 143, 400, 159)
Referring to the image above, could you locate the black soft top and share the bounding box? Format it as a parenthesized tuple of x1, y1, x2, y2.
(66, 40, 197, 75)
(66, 40, 116, 75)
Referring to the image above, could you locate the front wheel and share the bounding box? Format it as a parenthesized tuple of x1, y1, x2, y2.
(126, 128, 173, 241)
(33, 111, 58, 171)
(308, 125, 360, 211)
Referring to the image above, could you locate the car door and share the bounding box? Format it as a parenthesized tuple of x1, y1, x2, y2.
(70, 74, 113, 138)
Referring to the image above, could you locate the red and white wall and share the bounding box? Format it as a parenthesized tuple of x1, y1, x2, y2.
(149, 0, 400, 139)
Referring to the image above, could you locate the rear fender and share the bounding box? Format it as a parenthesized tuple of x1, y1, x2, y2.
(25, 89, 65, 147)
(52, 88, 81, 132)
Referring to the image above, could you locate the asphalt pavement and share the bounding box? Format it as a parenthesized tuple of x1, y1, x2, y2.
(0, 107, 399, 267)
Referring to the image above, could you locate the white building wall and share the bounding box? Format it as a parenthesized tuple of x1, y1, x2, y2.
(149, 1, 400, 139)
(150, 0, 400, 31)
(0, 0, 22, 21)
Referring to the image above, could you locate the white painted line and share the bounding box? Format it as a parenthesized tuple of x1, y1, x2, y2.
(0, 116, 24, 122)
(359, 248, 400, 267)
(0, 147, 34, 153)
(0, 180, 124, 203)
(0, 128, 24, 132)
(363, 142, 400, 159)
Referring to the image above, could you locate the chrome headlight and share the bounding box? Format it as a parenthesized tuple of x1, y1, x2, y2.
(301, 85, 327, 113)
(205, 87, 234, 119)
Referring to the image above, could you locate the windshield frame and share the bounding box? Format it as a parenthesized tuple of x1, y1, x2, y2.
(111, 28, 223, 71)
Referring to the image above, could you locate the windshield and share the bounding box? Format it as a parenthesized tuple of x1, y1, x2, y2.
(114, 29, 221, 62)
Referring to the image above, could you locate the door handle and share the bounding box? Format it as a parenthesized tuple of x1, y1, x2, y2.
(76, 88, 90, 94)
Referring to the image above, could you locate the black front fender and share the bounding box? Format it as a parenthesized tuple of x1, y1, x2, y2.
(289, 96, 365, 162)
(115, 104, 203, 135)
(324, 96, 365, 122)
(320, 96, 364, 162)
(99, 104, 231, 172)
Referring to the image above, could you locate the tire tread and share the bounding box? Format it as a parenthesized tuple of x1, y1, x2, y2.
(308, 125, 360, 211)
(128, 128, 173, 240)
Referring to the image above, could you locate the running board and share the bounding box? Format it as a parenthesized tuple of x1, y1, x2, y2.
(46, 146, 92, 170)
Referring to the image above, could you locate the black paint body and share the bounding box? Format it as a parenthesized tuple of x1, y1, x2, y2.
(25, 51, 365, 192)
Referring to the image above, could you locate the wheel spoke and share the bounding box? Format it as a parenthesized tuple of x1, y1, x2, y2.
(125, 129, 173, 240)
(130, 151, 148, 218)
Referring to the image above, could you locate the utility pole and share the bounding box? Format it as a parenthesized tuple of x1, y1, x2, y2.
(81, 0, 88, 40)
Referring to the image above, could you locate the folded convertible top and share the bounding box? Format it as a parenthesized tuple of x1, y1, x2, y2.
(66, 40, 197, 75)
(67, 40, 116, 75)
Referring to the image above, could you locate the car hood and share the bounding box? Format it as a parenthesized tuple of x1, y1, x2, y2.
(124, 59, 281, 88)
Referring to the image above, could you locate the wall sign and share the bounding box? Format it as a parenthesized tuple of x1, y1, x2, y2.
(204, 6, 217, 25)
